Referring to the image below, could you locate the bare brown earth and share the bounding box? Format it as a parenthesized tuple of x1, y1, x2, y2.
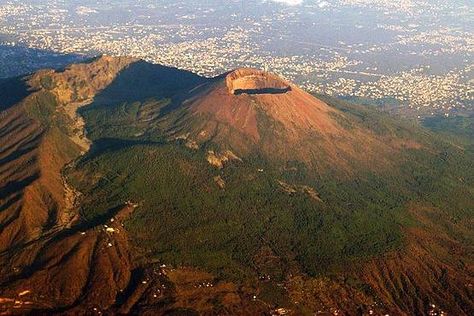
(0, 99, 45, 252)
(359, 204, 474, 315)
(182, 68, 419, 175)
(282, 203, 474, 316)
(0, 56, 140, 313)
(0, 56, 136, 253)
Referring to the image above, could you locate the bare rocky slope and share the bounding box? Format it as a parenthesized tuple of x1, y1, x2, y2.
(178, 67, 421, 174)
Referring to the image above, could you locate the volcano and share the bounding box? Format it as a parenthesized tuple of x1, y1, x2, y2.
(0, 57, 473, 315)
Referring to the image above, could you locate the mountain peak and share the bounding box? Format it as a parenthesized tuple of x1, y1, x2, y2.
(225, 68, 291, 95)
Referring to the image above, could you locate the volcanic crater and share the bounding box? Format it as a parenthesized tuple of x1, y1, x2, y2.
(225, 68, 291, 95)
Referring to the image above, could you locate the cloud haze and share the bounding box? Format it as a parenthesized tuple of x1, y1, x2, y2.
(267, 0, 304, 6)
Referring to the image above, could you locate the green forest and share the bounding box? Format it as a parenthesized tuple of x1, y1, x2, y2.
(66, 90, 474, 282)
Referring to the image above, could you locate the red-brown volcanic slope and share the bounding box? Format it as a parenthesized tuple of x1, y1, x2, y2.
(0, 56, 139, 313)
(359, 205, 474, 315)
(0, 100, 45, 251)
(0, 56, 136, 252)
(182, 68, 414, 174)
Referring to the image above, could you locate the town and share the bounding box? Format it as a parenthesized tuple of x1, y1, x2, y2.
(0, 0, 472, 118)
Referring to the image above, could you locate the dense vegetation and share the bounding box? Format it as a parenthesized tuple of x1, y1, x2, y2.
(68, 89, 474, 282)
(423, 115, 474, 150)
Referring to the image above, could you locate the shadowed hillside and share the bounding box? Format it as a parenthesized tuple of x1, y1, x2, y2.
(0, 76, 32, 111)
(0, 44, 85, 79)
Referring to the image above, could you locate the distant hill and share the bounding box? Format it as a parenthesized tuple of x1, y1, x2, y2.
(0, 56, 473, 315)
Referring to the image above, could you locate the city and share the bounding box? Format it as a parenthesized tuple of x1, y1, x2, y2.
(0, 0, 472, 118)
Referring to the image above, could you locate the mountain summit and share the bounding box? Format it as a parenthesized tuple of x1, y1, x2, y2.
(0, 57, 472, 315)
(171, 66, 420, 174)
(225, 68, 291, 94)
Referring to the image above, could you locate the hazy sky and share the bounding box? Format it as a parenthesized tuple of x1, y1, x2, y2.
(268, 0, 304, 5)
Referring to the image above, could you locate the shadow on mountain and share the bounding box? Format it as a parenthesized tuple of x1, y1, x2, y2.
(0, 173, 39, 200)
(233, 87, 291, 95)
(84, 137, 164, 161)
(0, 44, 86, 111)
(91, 61, 208, 107)
(0, 76, 31, 111)
(0, 44, 86, 79)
